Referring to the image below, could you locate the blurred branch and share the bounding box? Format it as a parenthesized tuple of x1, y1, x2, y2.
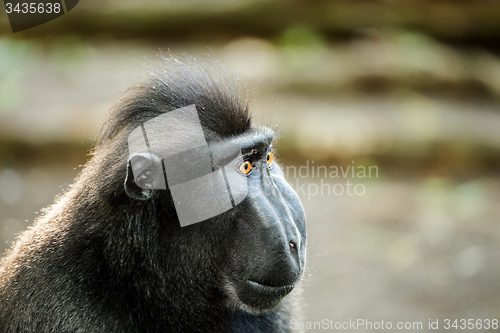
(2, 0, 500, 43)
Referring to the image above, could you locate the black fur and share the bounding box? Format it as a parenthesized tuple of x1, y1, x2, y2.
(0, 56, 306, 333)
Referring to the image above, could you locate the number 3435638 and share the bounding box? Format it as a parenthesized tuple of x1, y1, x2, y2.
(5, 2, 62, 14)
(443, 319, 498, 330)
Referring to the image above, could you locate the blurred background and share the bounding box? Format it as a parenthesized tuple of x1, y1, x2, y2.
(1, 0, 500, 331)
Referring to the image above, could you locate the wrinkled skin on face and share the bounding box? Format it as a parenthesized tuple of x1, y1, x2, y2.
(222, 129, 306, 312)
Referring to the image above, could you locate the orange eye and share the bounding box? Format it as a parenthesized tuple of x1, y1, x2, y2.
(266, 151, 273, 165)
(239, 161, 252, 175)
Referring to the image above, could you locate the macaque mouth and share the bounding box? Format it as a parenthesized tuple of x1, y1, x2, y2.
(246, 279, 296, 294)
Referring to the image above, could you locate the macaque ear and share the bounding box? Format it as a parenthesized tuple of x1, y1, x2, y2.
(124, 153, 166, 200)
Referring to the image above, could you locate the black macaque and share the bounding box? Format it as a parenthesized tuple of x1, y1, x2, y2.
(0, 57, 307, 333)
